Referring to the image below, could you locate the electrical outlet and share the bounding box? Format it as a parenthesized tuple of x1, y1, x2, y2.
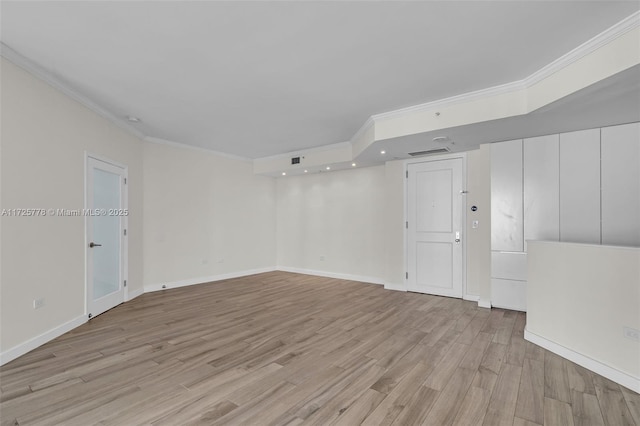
(472, 220, 479, 229)
(624, 326, 640, 342)
(320, 255, 325, 261)
(33, 298, 45, 309)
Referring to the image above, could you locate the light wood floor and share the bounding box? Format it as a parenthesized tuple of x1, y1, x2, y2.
(1, 271, 638, 425)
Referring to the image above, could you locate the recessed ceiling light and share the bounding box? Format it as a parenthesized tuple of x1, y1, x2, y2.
(380, 150, 386, 155)
(352, 163, 356, 167)
(126, 116, 141, 123)
(304, 170, 308, 173)
(326, 166, 331, 170)
(282, 172, 286, 176)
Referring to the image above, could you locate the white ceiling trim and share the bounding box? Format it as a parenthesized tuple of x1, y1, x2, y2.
(349, 116, 375, 148)
(372, 10, 640, 124)
(527, 9, 639, 87)
(144, 137, 251, 162)
(2, 10, 638, 164)
(0, 42, 146, 141)
(370, 79, 526, 123)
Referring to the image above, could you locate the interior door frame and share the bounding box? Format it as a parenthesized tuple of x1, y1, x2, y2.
(84, 152, 129, 318)
(404, 152, 468, 299)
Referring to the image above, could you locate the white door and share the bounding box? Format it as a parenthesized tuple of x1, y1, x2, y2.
(407, 158, 464, 298)
(86, 156, 127, 319)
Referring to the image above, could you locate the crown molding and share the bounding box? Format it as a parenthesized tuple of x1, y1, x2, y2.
(144, 136, 252, 162)
(350, 116, 375, 144)
(3, 10, 637, 164)
(525, 10, 640, 87)
(369, 11, 639, 124)
(1, 42, 146, 141)
(371, 79, 526, 123)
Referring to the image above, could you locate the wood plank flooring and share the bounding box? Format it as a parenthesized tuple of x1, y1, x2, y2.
(1, 271, 638, 425)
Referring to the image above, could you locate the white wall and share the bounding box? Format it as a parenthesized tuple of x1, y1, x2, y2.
(276, 165, 386, 283)
(466, 146, 491, 303)
(384, 160, 406, 290)
(526, 241, 640, 392)
(0, 58, 144, 353)
(143, 142, 276, 290)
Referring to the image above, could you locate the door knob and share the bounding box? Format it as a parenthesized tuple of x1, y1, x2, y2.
(89, 242, 102, 248)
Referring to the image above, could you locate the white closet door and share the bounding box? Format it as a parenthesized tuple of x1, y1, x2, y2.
(491, 140, 523, 252)
(602, 122, 640, 247)
(524, 134, 559, 250)
(559, 129, 601, 244)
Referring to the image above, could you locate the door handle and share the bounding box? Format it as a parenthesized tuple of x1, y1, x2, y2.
(455, 232, 460, 243)
(89, 242, 102, 248)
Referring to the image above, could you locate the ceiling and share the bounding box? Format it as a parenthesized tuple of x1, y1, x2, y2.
(358, 64, 640, 166)
(1, 1, 639, 159)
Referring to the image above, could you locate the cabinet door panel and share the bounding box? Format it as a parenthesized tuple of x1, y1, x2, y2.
(524, 135, 560, 250)
(559, 129, 601, 244)
(602, 123, 640, 247)
(491, 140, 523, 252)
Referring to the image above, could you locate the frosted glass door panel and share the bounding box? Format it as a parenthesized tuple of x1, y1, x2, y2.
(491, 140, 523, 252)
(560, 129, 601, 244)
(602, 123, 640, 247)
(524, 135, 559, 250)
(93, 169, 121, 299)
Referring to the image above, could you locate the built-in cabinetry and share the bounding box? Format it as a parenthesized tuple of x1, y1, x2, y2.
(491, 122, 640, 311)
(559, 129, 601, 244)
(490, 139, 527, 311)
(602, 123, 640, 246)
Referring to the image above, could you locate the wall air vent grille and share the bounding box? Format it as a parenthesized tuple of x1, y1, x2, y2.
(408, 147, 450, 156)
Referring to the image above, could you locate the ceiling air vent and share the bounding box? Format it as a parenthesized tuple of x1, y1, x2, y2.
(408, 147, 450, 157)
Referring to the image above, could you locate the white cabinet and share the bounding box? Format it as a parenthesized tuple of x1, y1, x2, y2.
(602, 122, 640, 247)
(491, 251, 527, 281)
(524, 135, 559, 250)
(491, 251, 527, 311)
(490, 122, 640, 313)
(491, 139, 526, 312)
(491, 140, 523, 252)
(560, 129, 601, 244)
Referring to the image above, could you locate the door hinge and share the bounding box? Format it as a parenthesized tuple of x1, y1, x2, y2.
(123, 229, 127, 236)
(124, 177, 127, 184)
(406, 171, 408, 178)
(406, 221, 408, 229)
(124, 280, 127, 287)
(406, 272, 408, 279)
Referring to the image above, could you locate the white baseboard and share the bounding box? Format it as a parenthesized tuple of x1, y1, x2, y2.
(463, 294, 480, 302)
(126, 287, 144, 301)
(277, 266, 384, 285)
(144, 267, 277, 293)
(383, 282, 407, 292)
(477, 299, 492, 309)
(0, 314, 87, 366)
(524, 327, 639, 393)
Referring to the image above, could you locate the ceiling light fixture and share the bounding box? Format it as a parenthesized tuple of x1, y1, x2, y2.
(433, 136, 450, 143)
(352, 163, 356, 167)
(380, 150, 386, 155)
(282, 172, 286, 176)
(326, 166, 331, 170)
(126, 116, 141, 123)
(304, 170, 308, 173)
